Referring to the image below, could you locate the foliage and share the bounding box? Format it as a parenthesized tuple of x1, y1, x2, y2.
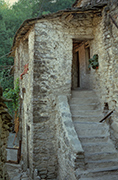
(88, 54, 99, 70)
(12, 0, 75, 17)
(3, 78, 20, 115)
(0, 69, 14, 90)
(0, 1, 14, 91)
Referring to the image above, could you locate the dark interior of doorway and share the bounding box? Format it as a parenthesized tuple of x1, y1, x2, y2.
(72, 40, 82, 89)
(75, 51, 80, 87)
(27, 125, 30, 168)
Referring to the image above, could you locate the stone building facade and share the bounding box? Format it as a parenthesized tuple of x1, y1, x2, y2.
(10, 0, 118, 179)
(0, 87, 12, 180)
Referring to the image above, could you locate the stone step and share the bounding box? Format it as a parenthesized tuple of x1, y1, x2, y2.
(71, 90, 97, 98)
(70, 104, 101, 110)
(70, 90, 118, 180)
(74, 122, 109, 136)
(72, 116, 103, 122)
(79, 135, 109, 143)
(70, 97, 99, 105)
(82, 142, 116, 153)
(77, 166, 118, 179)
(80, 175, 118, 180)
(71, 109, 103, 116)
(86, 159, 118, 170)
(85, 151, 118, 161)
(74, 121, 107, 126)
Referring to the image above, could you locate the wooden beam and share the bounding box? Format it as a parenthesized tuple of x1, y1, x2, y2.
(72, 35, 94, 41)
(65, 14, 73, 22)
(73, 41, 87, 53)
(62, 9, 102, 16)
(23, 25, 35, 41)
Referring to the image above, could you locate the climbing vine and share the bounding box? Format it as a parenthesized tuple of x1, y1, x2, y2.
(3, 78, 20, 115)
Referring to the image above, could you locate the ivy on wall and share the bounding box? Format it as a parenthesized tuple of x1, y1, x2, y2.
(3, 78, 20, 115)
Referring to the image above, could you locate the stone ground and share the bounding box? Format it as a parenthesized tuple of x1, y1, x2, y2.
(6, 133, 43, 180)
(6, 133, 29, 180)
(6, 163, 29, 180)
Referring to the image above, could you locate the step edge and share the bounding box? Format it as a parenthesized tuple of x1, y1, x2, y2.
(79, 135, 109, 138)
(82, 142, 115, 146)
(84, 166, 118, 174)
(85, 151, 118, 156)
(86, 159, 118, 163)
(73, 121, 106, 124)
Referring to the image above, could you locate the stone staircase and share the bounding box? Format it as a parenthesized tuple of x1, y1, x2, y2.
(70, 90, 118, 180)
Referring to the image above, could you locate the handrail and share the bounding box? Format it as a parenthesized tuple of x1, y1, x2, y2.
(99, 109, 114, 123)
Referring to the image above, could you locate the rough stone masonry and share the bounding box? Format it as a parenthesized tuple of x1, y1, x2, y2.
(13, 11, 94, 179)
(0, 87, 12, 180)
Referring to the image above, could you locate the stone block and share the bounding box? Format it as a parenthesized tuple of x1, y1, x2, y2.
(33, 116, 49, 123)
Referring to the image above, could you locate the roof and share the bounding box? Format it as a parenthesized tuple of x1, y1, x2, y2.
(10, 4, 107, 57)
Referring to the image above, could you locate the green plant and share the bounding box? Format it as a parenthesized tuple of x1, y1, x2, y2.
(88, 54, 99, 70)
(3, 78, 20, 115)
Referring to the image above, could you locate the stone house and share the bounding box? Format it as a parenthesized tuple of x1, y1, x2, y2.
(10, 0, 118, 179)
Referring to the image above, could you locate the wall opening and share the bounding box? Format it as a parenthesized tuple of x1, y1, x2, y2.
(72, 40, 92, 90)
(72, 41, 81, 89)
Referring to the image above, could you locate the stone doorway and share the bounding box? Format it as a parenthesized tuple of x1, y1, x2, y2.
(72, 40, 91, 89)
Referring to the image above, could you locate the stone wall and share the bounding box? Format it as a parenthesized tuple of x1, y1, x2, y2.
(0, 88, 12, 180)
(56, 96, 84, 180)
(88, 12, 113, 106)
(90, 15, 106, 100)
(14, 29, 34, 176)
(32, 16, 93, 179)
(109, 5, 118, 144)
(89, 4, 118, 146)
